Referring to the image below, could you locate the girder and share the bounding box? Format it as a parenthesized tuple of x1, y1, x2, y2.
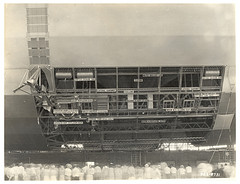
(14, 48, 225, 151)
(29, 65, 225, 150)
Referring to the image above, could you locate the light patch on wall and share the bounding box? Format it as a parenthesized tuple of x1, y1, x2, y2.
(213, 114, 234, 130)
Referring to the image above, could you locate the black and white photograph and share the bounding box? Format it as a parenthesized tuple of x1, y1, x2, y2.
(3, 2, 237, 182)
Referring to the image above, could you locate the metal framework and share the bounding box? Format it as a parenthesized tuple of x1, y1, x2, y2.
(15, 6, 226, 152)
(28, 65, 225, 151)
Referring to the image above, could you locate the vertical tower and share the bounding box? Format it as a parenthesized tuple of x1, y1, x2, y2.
(26, 4, 50, 65)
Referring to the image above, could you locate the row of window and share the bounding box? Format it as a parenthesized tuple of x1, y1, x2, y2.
(56, 99, 218, 111)
(54, 67, 223, 90)
(55, 79, 221, 90)
(55, 73, 222, 90)
(27, 8, 47, 16)
(29, 48, 49, 56)
(27, 16, 48, 24)
(30, 56, 49, 65)
(28, 39, 49, 49)
(27, 25, 48, 33)
(29, 49, 49, 56)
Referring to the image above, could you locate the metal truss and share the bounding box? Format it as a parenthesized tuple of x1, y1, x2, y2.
(37, 115, 212, 134)
(28, 66, 225, 151)
(42, 136, 207, 151)
(17, 5, 226, 152)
